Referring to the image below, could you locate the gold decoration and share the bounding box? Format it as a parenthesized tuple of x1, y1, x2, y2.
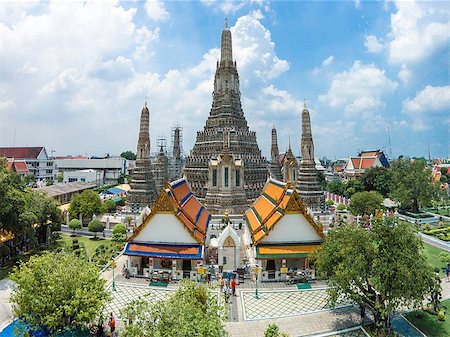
(154, 188, 174, 212)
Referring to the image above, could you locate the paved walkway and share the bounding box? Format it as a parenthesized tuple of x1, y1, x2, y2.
(0, 281, 15, 333)
(226, 306, 371, 337)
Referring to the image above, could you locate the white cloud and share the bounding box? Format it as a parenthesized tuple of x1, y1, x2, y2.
(403, 85, 450, 113)
(145, 0, 169, 21)
(397, 64, 411, 84)
(354, 0, 361, 9)
(231, 10, 289, 81)
(388, 0, 450, 64)
(402, 85, 450, 130)
(0, 100, 15, 111)
(319, 61, 398, 116)
(321, 55, 335, 67)
(201, 0, 267, 14)
(364, 35, 383, 53)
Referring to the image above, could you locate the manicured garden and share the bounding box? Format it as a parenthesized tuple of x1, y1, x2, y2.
(405, 299, 450, 337)
(422, 242, 448, 273)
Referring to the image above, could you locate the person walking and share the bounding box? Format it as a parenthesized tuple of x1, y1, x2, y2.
(231, 277, 237, 296)
(108, 313, 116, 337)
(219, 276, 224, 293)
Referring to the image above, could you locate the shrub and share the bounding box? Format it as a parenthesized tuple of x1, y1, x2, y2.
(438, 309, 446, 321)
(112, 223, 127, 241)
(88, 220, 104, 239)
(68, 219, 82, 235)
(104, 199, 116, 213)
(326, 200, 334, 206)
(337, 203, 346, 211)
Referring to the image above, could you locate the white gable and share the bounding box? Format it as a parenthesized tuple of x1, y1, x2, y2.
(133, 213, 197, 244)
(260, 213, 322, 243)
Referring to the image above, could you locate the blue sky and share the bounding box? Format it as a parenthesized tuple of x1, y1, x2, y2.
(0, 0, 448, 160)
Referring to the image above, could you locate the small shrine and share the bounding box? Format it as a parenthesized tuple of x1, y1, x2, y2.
(245, 178, 324, 282)
(124, 178, 210, 281)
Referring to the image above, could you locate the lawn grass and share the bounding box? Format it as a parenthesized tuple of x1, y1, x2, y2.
(422, 242, 447, 274)
(405, 299, 450, 337)
(56, 233, 111, 261)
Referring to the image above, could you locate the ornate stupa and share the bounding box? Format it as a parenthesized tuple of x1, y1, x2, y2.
(184, 20, 267, 212)
(297, 103, 324, 211)
(269, 126, 283, 181)
(127, 103, 157, 213)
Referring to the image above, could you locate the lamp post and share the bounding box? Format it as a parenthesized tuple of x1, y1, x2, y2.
(111, 261, 117, 291)
(254, 266, 260, 299)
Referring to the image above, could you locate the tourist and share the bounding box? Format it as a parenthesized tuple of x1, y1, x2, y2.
(219, 276, 224, 293)
(231, 277, 236, 296)
(446, 266, 450, 282)
(224, 284, 231, 303)
(108, 313, 116, 337)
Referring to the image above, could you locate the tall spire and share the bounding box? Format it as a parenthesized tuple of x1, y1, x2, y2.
(301, 104, 314, 162)
(271, 126, 279, 161)
(221, 19, 233, 62)
(137, 103, 150, 160)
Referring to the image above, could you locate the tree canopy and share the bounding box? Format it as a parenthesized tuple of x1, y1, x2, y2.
(112, 223, 127, 241)
(360, 167, 393, 197)
(69, 189, 104, 222)
(121, 280, 227, 337)
(0, 160, 60, 252)
(349, 191, 384, 215)
(88, 219, 104, 239)
(68, 218, 82, 234)
(10, 251, 111, 333)
(120, 151, 137, 161)
(312, 218, 436, 333)
(389, 159, 436, 212)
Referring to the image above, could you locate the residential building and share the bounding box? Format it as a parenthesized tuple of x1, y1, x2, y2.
(343, 150, 389, 180)
(0, 146, 53, 181)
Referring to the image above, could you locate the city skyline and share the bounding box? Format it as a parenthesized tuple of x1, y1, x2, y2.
(0, 0, 448, 159)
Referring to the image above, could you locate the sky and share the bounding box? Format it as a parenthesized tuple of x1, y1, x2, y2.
(0, 0, 449, 160)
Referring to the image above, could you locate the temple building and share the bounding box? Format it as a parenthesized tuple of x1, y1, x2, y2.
(124, 178, 210, 280)
(127, 103, 157, 213)
(184, 20, 267, 213)
(269, 126, 283, 181)
(280, 141, 298, 183)
(152, 141, 170, 194)
(297, 104, 324, 211)
(245, 178, 324, 282)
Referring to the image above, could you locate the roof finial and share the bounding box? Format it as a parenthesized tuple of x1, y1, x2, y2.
(288, 136, 291, 150)
(225, 18, 228, 29)
(145, 96, 148, 107)
(304, 98, 306, 109)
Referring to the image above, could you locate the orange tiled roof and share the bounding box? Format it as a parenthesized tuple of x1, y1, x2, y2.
(245, 178, 323, 244)
(128, 178, 210, 245)
(6, 159, 29, 174)
(166, 178, 210, 244)
(0, 229, 14, 243)
(350, 157, 376, 170)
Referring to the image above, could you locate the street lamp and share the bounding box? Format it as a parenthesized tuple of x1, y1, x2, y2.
(254, 266, 260, 299)
(111, 260, 117, 291)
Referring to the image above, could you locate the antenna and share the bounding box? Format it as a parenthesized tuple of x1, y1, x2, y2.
(428, 141, 431, 162)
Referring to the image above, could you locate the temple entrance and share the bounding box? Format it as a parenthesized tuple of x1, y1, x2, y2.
(218, 225, 240, 272)
(266, 259, 276, 279)
(222, 236, 236, 271)
(182, 259, 191, 278)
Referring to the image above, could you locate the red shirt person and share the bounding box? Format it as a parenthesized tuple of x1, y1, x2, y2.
(231, 278, 236, 296)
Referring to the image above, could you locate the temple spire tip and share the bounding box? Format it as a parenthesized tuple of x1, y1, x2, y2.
(225, 18, 228, 29)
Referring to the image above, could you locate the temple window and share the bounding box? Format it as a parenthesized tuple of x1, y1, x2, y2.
(224, 167, 229, 187)
(236, 169, 240, 187)
(212, 169, 217, 187)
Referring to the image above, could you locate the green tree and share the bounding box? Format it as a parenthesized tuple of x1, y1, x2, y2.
(326, 200, 334, 207)
(349, 191, 384, 215)
(10, 252, 110, 333)
(68, 218, 82, 235)
(104, 199, 116, 213)
(327, 180, 344, 195)
(440, 175, 448, 183)
(343, 179, 364, 198)
(121, 280, 227, 337)
(69, 189, 104, 224)
(390, 159, 436, 213)
(264, 323, 290, 337)
(312, 219, 435, 333)
(22, 174, 36, 186)
(336, 203, 346, 211)
(55, 172, 64, 183)
(120, 151, 137, 161)
(88, 219, 104, 239)
(440, 167, 448, 176)
(360, 167, 393, 197)
(112, 223, 127, 241)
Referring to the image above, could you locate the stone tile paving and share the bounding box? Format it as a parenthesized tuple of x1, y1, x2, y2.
(226, 306, 369, 337)
(240, 288, 350, 320)
(105, 283, 174, 320)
